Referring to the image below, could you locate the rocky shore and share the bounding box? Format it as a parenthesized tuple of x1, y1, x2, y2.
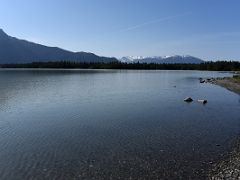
(210, 140, 240, 180)
(207, 74, 240, 179)
(207, 75, 240, 95)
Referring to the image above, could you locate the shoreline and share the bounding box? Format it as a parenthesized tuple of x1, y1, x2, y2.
(210, 139, 240, 179)
(207, 75, 240, 95)
(207, 75, 240, 179)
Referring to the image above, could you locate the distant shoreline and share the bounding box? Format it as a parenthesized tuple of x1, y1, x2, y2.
(0, 61, 240, 71)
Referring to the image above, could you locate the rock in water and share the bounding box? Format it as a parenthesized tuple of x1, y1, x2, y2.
(198, 99, 207, 104)
(184, 97, 193, 102)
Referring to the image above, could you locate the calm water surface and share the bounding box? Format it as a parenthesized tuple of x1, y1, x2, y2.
(0, 69, 240, 180)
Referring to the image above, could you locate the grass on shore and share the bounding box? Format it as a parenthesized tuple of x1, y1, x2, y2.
(233, 75, 240, 80)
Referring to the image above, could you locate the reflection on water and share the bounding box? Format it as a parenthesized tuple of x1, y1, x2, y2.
(0, 69, 239, 179)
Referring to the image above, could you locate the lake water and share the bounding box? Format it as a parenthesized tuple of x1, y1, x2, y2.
(0, 69, 240, 180)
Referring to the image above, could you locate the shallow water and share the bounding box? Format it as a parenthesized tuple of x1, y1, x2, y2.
(0, 69, 239, 179)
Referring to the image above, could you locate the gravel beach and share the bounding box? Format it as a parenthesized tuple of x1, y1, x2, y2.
(210, 140, 240, 180)
(210, 77, 240, 95)
(208, 75, 240, 179)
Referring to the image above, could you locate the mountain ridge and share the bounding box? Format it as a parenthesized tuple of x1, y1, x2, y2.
(0, 29, 117, 64)
(120, 55, 204, 64)
(0, 29, 205, 64)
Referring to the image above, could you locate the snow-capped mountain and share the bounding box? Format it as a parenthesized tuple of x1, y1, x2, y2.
(120, 56, 145, 63)
(120, 55, 204, 64)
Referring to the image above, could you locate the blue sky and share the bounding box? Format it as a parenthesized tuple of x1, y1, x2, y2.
(0, 0, 240, 60)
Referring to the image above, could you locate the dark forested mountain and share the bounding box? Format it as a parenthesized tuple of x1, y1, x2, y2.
(0, 29, 117, 64)
(120, 55, 204, 64)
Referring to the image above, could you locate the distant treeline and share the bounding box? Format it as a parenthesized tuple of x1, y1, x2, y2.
(0, 61, 240, 71)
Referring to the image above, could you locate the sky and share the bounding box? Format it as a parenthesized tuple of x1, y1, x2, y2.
(0, 0, 240, 60)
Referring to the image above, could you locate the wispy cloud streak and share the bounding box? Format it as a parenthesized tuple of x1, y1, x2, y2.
(115, 12, 191, 33)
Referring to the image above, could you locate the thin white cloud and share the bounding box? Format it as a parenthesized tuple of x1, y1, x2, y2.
(115, 12, 192, 33)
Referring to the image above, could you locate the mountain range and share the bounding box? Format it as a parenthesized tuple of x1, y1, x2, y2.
(120, 56, 204, 64)
(0, 29, 117, 64)
(0, 29, 204, 64)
